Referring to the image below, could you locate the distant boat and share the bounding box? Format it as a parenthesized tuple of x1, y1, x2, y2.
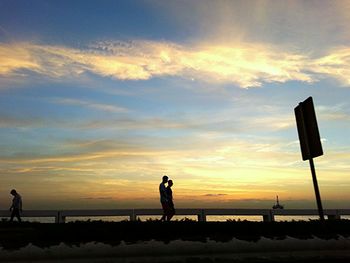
(272, 195, 284, 209)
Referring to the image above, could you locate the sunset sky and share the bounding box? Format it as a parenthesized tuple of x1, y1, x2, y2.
(1, 0, 350, 210)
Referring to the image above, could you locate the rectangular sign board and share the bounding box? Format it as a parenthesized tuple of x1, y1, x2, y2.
(294, 97, 323, 161)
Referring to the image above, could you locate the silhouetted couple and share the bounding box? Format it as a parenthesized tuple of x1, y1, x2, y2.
(159, 175, 175, 221)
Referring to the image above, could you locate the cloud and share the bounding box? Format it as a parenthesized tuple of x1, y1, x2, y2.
(310, 47, 350, 86)
(204, 193, 228, 197)
(0, 105, 295, 135)
(83, 197, 114, 200)
(0, 41, 326, 87)
(0, 43, 41, 75)
(0, 115, 43, 128)
(2, 1, 350, 89)
(1, 132, 350, 209)
(316, 103, 350, 121)
(3, 40, 349, 88)
(52, 98, 128, 113)
(78, 113, 296, 135)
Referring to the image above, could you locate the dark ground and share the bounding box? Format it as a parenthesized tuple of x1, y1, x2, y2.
(1, 220, 350, 250)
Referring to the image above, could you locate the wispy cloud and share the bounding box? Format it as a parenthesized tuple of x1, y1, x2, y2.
(311, 47, 350, 86)
(204, 193, 228, 197)
(1, 134, 349, 208)
(317, 103, 350, 121)
(0, 43, 41, 75)
(0, 107, 299, 133)
(52, 98, 128, 113)
(1, 41, 350, 88)
(0, 115, 43, 128)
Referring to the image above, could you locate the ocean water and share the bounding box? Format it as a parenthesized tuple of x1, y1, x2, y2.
(2, 214, 348, 223)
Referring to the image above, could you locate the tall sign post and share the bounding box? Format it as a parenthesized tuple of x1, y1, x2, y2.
(294, 97, 324, 221)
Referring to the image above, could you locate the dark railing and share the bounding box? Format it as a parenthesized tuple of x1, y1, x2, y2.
(1, 208, 349, 223)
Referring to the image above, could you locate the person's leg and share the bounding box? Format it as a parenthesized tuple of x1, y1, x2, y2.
(10, 210, 15, 222)
(15, 209, 21, 222)
(11, 209, 21, 222)
(161, 210, 166, 221)
(161, 202, 167, 221)
(168, 210, 174, 221)
(167, 204, 175, 221)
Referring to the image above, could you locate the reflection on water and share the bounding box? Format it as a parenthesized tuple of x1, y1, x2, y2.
(0, 217, 56, 223)
(66, 216, 130, 223)
(275, 216, 320, 221)
(207, 216, 262, 222)
(137, 215, 199, 221)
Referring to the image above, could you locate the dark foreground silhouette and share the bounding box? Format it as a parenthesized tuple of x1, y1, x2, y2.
(1, 220, 350, 250)
(1, 221, 350, 262)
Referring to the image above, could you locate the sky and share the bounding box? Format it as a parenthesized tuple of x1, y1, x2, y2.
(0, 0, 350, 210)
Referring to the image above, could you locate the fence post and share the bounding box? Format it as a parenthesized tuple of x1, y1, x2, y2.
(55, 212, 59, 223)
(327, 210, 341, 220)
(57, 212, 66, 223)
(263, 210, 274, 222)
(130, 209, 137, 221)
(197, 209, 206, 222)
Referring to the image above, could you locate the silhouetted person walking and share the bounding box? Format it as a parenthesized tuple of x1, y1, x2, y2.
(166, 180, 175, 221)
(159, 175, 169, 221)
(10, 189, 22, 222)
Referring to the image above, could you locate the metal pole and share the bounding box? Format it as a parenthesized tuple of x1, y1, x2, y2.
(297, 101, 324, 221)
(309, 158, 325, 221)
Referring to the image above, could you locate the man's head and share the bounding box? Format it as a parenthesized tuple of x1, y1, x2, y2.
(168, 180, 173, 187)
(162, 175, 168, 183)
(10, 189, 17, 196)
